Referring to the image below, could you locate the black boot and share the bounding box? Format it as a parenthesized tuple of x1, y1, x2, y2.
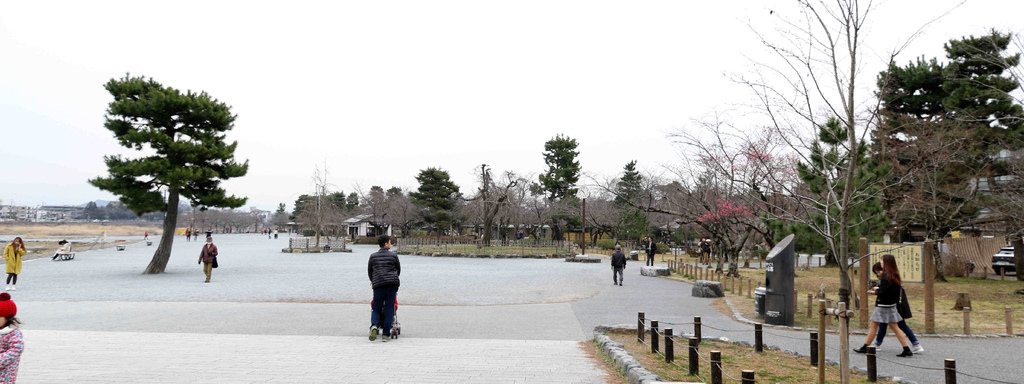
(853, 344, 868, 354)
(897, 346, 914, 357)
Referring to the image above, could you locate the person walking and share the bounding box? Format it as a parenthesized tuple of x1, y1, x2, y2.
(0, 292, 24, 382)
(854, 254, 914, 357)
(368, 235, 401, 342)
(611, 244, 627, 286)
(144, 232, 149, 240)
(185, 228, 192, 242)
(700, 238, 712, 265)
(197, 235, 219, 283)
(3, 238, 25, 291)
(871, 262, 924, 353)
(645, 237, 656, 266)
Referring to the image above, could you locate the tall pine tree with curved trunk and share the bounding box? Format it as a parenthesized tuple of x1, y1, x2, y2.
(90, 75, 248, 274)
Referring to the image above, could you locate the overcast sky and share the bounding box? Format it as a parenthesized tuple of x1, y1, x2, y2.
(2, 0, 1021, 211)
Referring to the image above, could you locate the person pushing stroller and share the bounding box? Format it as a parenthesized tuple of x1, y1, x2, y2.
(368, 235, 400, 342)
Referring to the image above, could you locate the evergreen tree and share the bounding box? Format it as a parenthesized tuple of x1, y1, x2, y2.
(796, 118, 888, 265)
(90, 75, 248, 274)
(410, 167, 461, 237)
(538, 135, 581, 201)
(615, 161, 648, 241)
(538, 135, 581, 240)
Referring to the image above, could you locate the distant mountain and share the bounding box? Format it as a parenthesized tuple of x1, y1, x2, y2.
(78, 200, 112, 207)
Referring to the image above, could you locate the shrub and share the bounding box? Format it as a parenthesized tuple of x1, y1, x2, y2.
(301, 229, 316, 237)
(596, 238, 617, 250)
(943, 256, 974, 277)
(656, 243, 670, 254)
(353, 236, 379, 245)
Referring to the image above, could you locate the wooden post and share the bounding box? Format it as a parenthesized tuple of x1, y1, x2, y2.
(867, 345, 877, 382)
(638, 312, 645, 342)
(747, 279, 752, 298)
(807, 293, 814, 318)
(1001, 267, 1006, 280)
(945, 359, 957, 384)
(664, 328, 674, 363)
(818, 300, 826, 384)
(925, 241, 936, 334)
(694, 316, 702, 343)
(731, 276, 735, 294)
(810, 332, 818, 366)
(963, 307, 971, 335)
(754, 323, 763, 352)
(838, 302, 851, 384)
(859, 237, 869, 329)
(795, 289, 799, 314)
(1007, 307, 1014, 335)
(738, 277, 743, 296)
(651, 320, 659, 353)
(741, 370, 755, 384)
(710, 350, 722, 384)
(688, 337, 699, 376)
(825, 299, 833, 328)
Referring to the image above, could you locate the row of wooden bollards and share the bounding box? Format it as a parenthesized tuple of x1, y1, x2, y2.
(640, 303, 977, 384)
(638, 312, 759, 384)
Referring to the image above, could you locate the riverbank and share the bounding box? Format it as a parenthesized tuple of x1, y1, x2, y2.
(0, 223, 161, 238)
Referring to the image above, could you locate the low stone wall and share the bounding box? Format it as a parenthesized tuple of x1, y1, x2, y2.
(565, 255, 602, 263)
(395, 251, 569, 259)
(640, 266, 670, 277)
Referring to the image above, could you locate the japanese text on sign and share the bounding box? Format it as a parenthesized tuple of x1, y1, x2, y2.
(868, 243, 924, 283)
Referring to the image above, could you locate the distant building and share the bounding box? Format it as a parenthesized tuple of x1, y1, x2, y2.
(344, 214, 391, 238)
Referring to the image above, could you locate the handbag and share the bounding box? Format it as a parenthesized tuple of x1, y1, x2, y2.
(212, 256, 219, 269)
(897, 286, 912, 319)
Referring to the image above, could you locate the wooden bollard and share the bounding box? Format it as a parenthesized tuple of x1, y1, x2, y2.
(754, 323, 763, 352)
(747, 279, 752, 298)
(825, 299, 833, 328)
(809, 332, 818, 366)
(963, 307, 971, 335)
(794, 289, 799, 314)
(729, 276, 734, 293)
(741, 370, 755, 384)
(738, 277, 743, 296)
(688, 337, 699, 376)
(710, 350, 722, 384)
(945, 359, 957, 384)
(807, 293, 814, 318)
(817, 300, 826, 384)
(638, 312, 645, 342)
(1001, 267, 1005, 280)
(867, 345, 877, 382)
(1007, 307, 1014, 335)
(664, 328, 674, 363)
(651, 320, 659, 353)
(694, 316, 702, 343)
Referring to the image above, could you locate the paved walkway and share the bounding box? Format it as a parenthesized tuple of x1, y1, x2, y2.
(21, 331, 602, 384)
(11, 234, 1024, 383)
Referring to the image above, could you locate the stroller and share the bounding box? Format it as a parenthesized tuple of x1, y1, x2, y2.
(370, 298, 401, 339)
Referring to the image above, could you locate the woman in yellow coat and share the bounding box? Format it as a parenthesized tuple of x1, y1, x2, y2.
(3, 238, 25, 291)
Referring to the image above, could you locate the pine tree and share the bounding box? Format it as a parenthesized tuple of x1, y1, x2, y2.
(90, 75, 248, 274)
(615, 161, 648, 241)
(410, 168, 461, 237)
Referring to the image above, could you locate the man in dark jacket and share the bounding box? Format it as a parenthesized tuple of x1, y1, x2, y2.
(611, 245, 626, 286)
(368, 235, 401, 342)
(645, 237, 656, 266)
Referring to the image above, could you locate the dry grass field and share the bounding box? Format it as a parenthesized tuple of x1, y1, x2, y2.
(0, 223, 161, 238)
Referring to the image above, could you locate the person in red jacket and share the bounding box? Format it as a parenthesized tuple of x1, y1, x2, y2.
(198, 235, 219, 283)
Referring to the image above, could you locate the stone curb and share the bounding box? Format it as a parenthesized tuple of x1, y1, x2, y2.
(395, 251, 570, 259)
(594, 324, 919, 384)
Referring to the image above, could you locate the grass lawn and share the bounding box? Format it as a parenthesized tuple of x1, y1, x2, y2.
(600, 331, 884, 383)
(665, 255, 1024, 334)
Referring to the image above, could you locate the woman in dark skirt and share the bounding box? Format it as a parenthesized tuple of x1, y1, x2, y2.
(854, 254, 914, 357)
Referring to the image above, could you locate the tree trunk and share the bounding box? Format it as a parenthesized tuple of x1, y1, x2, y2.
(144, 188, 179, 274)
(1014, 237, 1024, 282)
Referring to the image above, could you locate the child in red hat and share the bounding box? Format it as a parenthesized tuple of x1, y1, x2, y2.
(0, 293, 23, 382)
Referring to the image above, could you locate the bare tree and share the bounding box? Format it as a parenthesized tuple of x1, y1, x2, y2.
(356, 185, 390, 237)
